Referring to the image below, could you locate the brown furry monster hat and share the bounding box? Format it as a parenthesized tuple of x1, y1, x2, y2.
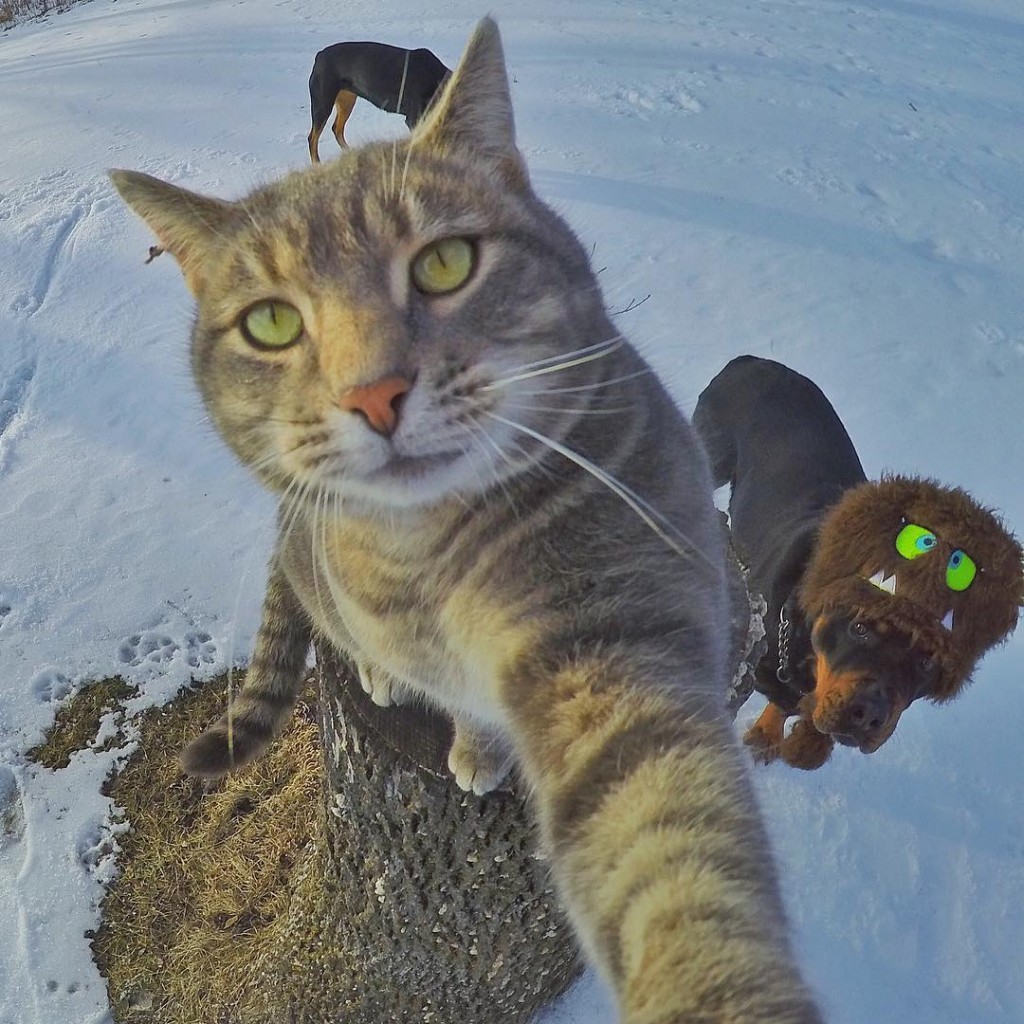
(800, 475, 1023, 701)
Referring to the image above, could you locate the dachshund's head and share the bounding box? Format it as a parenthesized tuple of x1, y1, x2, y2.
(801, 612, 940, 753)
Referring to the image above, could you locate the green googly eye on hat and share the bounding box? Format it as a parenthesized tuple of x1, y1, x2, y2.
(895, 522, 938, 560)
(946, 549, 977, 592)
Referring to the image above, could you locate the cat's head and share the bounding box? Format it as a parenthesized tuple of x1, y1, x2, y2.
(111, 19, 620, 511)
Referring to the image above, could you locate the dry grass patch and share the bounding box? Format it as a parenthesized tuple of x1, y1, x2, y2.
(29, 677, 138, 770)
(91, 672, 322, 1023)
(1, 0, 88, 29)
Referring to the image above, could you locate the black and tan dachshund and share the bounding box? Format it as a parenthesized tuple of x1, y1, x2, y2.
(694, 355, 1022, 769)
(307, 41, 450, 162)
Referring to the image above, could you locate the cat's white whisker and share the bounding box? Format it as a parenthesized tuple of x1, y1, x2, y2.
(481, 339, 624, 392)
(389, 52, 412, 200)
(483, 410, 720, 573)
(261, 415, 325, 428)
(522, 367, 651, 396)
(277, 495, 304, 551)
(399, 139, 415, 204)
(245, 444, 289, 476)
(449, 424, 500, 511)
(279, 470, 321, 548)
(497, 337, 625, 378)
(306, 482, 324, 612)
(502, 400, 632, 417)
(457, 419, 523, 514)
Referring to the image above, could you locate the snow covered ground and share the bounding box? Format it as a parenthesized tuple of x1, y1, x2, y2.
(2, 0, 1023, 1021)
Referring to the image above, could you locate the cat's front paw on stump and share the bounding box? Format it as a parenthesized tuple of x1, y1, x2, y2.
(447, 728, 512, 796)
(356, 662, 398, 707)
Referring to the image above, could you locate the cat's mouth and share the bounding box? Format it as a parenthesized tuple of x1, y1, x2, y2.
(307, 446, 461, 483)
(301, 440, 481, 509)
(377, 450, 462, 479)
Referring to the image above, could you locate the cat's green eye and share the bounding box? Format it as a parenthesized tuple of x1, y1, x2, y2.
(411, 237, 476, 295)
(895, 523, 938, 560)
(240, 300, 304, 349)
(946, 549, 977, 592)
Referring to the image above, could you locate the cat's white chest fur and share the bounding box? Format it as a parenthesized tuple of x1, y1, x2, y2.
(347, 583, 496, 719)
(283, 521, 517, 729)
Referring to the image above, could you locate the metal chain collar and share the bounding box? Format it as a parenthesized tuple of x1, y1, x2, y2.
(776, 602, 792, 683)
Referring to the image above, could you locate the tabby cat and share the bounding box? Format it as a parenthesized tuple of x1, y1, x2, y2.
(111, 19, 823, 1022)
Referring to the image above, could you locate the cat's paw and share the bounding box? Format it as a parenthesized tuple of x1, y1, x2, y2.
(356, 661, 399, 707)
(447, 726, 512, 796)
(179, 718, 268, 779)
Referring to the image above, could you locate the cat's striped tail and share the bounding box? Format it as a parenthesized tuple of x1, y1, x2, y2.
(505, 653, 823, 1024)
(180, 564, 311, 778)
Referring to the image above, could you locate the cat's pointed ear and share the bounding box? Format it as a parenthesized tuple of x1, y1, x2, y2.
(413, 18, 528, 190)
(109, 169, 235, 296)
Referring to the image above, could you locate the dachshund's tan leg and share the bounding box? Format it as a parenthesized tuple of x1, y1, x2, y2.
(744, 702, 788, 764)
(331, 89, 357, 149)
(780, 717, 834, 770)
(308, 123, 324, 163)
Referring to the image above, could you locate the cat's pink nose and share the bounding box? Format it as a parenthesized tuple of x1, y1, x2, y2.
(339, 375, 413, 437)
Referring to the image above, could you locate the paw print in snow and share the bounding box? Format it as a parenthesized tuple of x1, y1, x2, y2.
(77, 816, 127, 882)
(117, 631, 176, 667)
(117, 630, 217, 669)
(79, 829, 117, 871)
(45, 979, 81, 995)
(612, 83, 702, 119)
(184, 630, 218, 668)
(976, 321, 1024, 358)
(0, 765, 26, 848)
(31, 667, 72, 703)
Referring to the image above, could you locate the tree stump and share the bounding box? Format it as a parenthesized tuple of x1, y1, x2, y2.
(251, 642, 583, 1023)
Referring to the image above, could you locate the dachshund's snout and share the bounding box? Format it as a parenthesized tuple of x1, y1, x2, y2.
(834, 679, 891, 744)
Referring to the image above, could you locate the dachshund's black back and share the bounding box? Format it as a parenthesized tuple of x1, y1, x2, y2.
(693, 355, 866, 612)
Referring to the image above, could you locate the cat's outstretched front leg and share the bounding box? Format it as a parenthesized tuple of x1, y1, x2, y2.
(504, 653, 824, 1023)
(180, 563, 311, 778)
(448, 720, 513, 795)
